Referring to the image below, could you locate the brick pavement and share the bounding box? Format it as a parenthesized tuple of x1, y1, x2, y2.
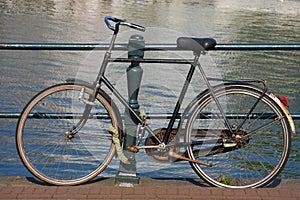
(0, 176, 299, 199)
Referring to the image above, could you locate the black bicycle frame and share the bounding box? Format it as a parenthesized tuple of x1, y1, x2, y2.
(91, 24, 238, 147)
(99, 53, 236, 146)
(162, 55, 200, 144)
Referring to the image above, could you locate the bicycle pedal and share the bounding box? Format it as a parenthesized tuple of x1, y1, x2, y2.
(127, 145, 139, 153)
(223, 142, 237, 148)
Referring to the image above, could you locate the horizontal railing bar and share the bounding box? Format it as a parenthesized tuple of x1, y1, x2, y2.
(1, 43, 300, 51)
(214, 43, 300, 51)
(0, 43, 123, 51)
(1, 112, 299, 120)
(108, 58, 193, 64)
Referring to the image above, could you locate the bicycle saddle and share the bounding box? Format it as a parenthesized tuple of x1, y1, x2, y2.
(177, 37, 216, 52)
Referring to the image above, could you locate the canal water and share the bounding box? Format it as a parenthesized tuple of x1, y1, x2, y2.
(0, 0, 299, 179)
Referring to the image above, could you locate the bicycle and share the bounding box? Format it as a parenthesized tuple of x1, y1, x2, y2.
(16, 16, 296, 188)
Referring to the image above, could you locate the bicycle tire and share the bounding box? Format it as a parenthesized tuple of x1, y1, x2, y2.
(16, 83, 122, 186)
(185, 84, 291, 188)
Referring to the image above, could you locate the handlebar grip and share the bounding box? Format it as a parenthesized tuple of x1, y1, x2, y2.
(122, 21, 145, 32)
(104, 16, 145, 32)
(104, 16, 114, 31)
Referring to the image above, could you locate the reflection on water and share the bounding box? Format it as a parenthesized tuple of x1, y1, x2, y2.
(0, 0, 299, 179)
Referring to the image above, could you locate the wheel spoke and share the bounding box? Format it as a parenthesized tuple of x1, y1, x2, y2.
(16, 84, 120, 185)
(186, 85, 290, 188)
(247, 117, 282, 135)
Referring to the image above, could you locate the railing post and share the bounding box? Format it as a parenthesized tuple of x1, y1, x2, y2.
(115, 34, 144, 186)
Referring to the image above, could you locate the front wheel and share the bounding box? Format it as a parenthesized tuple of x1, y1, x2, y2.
(185, 84, 291, 188)
(16, 83, 122, 186)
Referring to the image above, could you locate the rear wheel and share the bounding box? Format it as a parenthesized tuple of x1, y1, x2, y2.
(186, 84, 291, 188)
(16, 83, 121, 185)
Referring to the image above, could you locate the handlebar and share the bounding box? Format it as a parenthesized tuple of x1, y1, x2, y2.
(104, 16, 145, 32)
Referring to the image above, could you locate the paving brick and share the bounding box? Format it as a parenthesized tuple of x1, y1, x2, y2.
(277, 188, 293, 197)
(133, 187, 145, 195)
(77, 187, 91, 194)
(143, 186, 155, 195)
(33, 187, 46, 194)
(190, 188, 206, 197)
(0, 193, 18, 199)
(261, 197, 297, 200)
(122, 194, 150, 199)
(19, 193, 53, 199)
(256, 188, 270, 197)
(154, 187, 168, 195)
(96, 194, 122, 199)
(110, 187, 123, 196)
(55, 186, 69, 193)
(98, 186, 112, 195)
(43, 186, 58, 193)
(22, 187, 35, 194)
(245, 188, 258, 196)
(166, 186, 178, 195)
(196, 188, 211, 196)
(88, 187, 102, 195)
(232, 188, 247, 196)
(87, 194, 107, 199)
(10, 186, 24, 193)
(267, 189, 281, 197)
(228, 197, 258, 200)
(53, 193, 87, 199)
(0, 186, 12, 193)
(222, 188, 238, 196)
(210, 188, 223, 196)
(289, 189, 300, 198)
(177, 187, 191, 196)
(122, 187, 135, 195)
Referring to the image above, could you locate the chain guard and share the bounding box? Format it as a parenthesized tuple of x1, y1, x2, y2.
(145, 128, 249, 162)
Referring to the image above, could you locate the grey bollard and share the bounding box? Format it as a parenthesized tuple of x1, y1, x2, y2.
(115, 34, 145, 186)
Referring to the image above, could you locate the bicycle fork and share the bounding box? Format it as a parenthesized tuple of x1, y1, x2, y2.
(65, 35, 118, 138)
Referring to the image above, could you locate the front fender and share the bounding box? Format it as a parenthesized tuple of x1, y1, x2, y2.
(66, 78, 94, 88)
(66, 78, 125, 140)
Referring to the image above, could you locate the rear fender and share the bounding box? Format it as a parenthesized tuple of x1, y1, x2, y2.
(182, 82, 296, 134)
(268, 93, 296, 134)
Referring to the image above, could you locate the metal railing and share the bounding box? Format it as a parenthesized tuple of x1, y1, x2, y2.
(0, 112, 299, 120)
(1, 42, 300, 51)
(1, 42, 299, 120)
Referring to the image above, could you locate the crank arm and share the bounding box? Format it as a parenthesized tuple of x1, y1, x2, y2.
(168, 151, 213, 167)
(137, 144, 166, 149)
(127, 143, 166, 153)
